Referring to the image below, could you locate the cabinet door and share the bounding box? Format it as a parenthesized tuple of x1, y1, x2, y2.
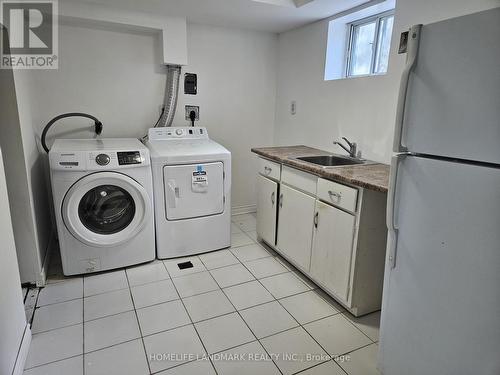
(277, 184, 315, 272)
(256, 174, 278, 245)
(311, 200, 356, 302)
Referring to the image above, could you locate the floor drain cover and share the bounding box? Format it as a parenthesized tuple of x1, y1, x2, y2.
(177, 261, 194, 270)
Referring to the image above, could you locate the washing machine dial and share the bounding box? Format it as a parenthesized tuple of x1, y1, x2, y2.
(95, 153, 110, 166)
(175, 129, 183, 136)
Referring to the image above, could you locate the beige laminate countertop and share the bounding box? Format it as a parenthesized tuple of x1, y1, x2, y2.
(251, 145, 390, 193)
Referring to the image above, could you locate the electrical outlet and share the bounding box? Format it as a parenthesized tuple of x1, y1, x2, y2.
(291, 101, 297, 115)
(185, 105, 200, 121)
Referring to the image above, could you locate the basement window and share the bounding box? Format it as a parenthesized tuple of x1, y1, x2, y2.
(324, 0, 395, 81)
(345, 11, 394, 77)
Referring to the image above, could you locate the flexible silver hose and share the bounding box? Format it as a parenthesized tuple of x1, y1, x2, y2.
(158, 65, 181, 127)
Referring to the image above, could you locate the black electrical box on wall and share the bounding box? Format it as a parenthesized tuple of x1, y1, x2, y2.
(184, 73, 197, 95)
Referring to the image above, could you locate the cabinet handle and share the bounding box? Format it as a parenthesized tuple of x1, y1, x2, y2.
(271, 191, 275, 205)
(264, 166, 272, 174)
(279, 193, 283, 208)
(314, 212, 319, 228)
(328, 190, 342, 200)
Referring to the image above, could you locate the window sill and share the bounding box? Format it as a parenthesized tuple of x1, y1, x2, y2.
(324, 72, 388, 82)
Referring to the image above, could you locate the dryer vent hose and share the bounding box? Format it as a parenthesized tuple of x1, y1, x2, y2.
(158, 65, 182, 127)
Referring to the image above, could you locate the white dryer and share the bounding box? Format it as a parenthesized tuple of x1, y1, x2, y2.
(49, 139, 155, 275)
(146, 127, 231, 259)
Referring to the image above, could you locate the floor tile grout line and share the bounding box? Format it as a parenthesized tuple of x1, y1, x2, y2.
(255, 261, 374, 369)
(166, 267, 220, 375)
(292, 359, 348, 375)
(36, 295, 82, 309)
(28, 295, 343, 343)
(83, 307, 136, 324)
(208, 269, 257, 289)
(211, 269, 285, 375)
(198, 250, 241, 272)
(32, 294, 81, 310)
(30, 320, 84, 336)
(217, 300, 284, 375)
(23, 353, 84, 372)
(244, 266, 290, 280)
(184, 283, 340, 327)
(333, 341, 380, 375)
(83, 285, 130, 299)
(338, 311, 379, 344)
(82, 336, 144, 356)
(277, 294, 372, 366)
(124, 268, 153, 375)
(239, 257, 347, 375)
(148, 358, 205, 375)
(258, 268, 312, 286)
(197, 247, 376, 374)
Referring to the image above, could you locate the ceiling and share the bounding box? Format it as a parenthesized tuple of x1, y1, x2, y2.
(62, 0, 370, 33)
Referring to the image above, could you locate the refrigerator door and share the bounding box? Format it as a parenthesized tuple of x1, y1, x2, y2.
(379, 155, 500, 375)
(399, 8, 500, 164)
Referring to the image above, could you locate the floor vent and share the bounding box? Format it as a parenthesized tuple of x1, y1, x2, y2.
(177, 261, 194, 270)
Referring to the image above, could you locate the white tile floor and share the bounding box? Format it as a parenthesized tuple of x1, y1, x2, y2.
(25, 213, 381, 375)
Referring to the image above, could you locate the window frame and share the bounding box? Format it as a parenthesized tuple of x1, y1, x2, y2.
(345, 10, 395, 78)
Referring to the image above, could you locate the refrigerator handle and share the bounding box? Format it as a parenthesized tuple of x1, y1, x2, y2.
(387, 154, 405, 269)
(393, 24, 422, 153)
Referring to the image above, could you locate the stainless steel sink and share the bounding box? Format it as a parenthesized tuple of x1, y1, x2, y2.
(295, 155, 365, 167)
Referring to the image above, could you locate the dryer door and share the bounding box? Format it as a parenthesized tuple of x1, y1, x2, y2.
(164, 162, 224, 220)
(62, 172, 151, 247)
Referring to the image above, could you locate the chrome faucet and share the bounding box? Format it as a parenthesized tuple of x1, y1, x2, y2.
(334, 137, 357, 158)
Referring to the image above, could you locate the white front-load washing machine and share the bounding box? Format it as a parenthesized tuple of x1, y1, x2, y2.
(49, 138, 155, 275)
(146, 127, 231, 259)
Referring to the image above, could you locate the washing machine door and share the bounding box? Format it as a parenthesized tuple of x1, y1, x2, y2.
(62, 172, 151, 247)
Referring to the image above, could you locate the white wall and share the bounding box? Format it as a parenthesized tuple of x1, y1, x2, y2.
(1, 25, 49, 285)
(0, 148, 30, 375)
(174, 23, 277, 210)
(18, 21, 277, 215)
(274, 0, 499, 163)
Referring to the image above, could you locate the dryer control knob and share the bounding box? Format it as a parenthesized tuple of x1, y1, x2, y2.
(175, 129, 183, 136)
(96, 154, 110, 166)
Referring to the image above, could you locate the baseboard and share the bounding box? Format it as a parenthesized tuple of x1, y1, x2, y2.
(37, 230, 56, 287)
(12, 324, 31, 375)
(231, 204, 256, 216)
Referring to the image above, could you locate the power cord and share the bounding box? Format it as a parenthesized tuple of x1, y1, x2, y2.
(189, 110, 196, 127)
(141, 107, 165, 142)
(154, 107, 166, 128)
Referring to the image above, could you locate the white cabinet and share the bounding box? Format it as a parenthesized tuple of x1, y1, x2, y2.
(256, 174, 278, 246)
(255, 157, 387, 316)
(258, 158, 281, 181)
(310, 200, 356, 302)
(277, 184, 316, 272)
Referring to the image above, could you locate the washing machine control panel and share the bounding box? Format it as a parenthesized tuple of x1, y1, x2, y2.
(117, 151, 142, 165)
(95, 153, 110, 166)
(87, 150, 146, 169)
(51, 150, 148, 171)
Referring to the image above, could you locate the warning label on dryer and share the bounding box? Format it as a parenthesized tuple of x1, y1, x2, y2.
(192, 170, 207, 183)
(192, 169, 208, 192)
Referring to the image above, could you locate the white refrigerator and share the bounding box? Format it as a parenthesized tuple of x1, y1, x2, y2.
(379, 8, 500, 375)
